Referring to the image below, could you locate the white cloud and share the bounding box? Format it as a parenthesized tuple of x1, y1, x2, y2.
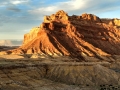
(29, 0, 120, 17)
(28, 0, 91, 15)
(9, 0, 29, 5)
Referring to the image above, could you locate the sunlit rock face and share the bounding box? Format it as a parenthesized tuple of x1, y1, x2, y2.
(5, 10, 120, 60)
(101, 18, 120, 28)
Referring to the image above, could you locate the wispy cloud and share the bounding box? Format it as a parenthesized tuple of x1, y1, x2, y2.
(29, 0, 120, 16)
(9, 0, 30, 5)
(7, 6, 21, 12)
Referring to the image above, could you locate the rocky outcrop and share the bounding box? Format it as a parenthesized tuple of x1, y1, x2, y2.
(114, 18, 120, 26)
(23, 27, 40, 44)
(5, 10, 120, 60)
(44, 10, 68, 23)
(81, 13, 101, 22)
(101, 18, 120, 28)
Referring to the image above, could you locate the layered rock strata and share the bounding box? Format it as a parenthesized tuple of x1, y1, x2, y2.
(2, 10, 120, 60)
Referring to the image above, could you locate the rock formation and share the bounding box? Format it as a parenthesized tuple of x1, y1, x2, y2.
(3, 10, 120, 60)
(0, 10, 120, 89)
(23, 27, 40, 44)
(101, 18, 120, 28)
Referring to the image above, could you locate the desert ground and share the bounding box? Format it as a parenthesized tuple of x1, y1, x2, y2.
(0, 46, 120, 90)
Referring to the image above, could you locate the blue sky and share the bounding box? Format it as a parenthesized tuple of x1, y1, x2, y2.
(0, 0, 120, 40)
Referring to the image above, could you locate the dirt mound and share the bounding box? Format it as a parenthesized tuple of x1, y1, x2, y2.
(5, 10, 120, 60)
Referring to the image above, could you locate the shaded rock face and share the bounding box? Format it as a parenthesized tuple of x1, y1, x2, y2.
(46, 64, 120, 86)
(8, 10, 120, 59)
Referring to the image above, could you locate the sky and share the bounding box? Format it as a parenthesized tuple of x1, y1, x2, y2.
(0, 0, 120, 40)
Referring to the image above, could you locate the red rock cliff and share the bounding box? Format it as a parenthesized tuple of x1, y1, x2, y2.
(9, 10, 120, 60)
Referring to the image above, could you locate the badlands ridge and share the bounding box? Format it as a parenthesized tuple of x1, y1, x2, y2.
(1, 10, 120, 61)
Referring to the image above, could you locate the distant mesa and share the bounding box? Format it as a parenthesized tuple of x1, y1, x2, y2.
(0, 40, 12, 46)
(0, 40, 22, 46)
(2, 10, 120, 61)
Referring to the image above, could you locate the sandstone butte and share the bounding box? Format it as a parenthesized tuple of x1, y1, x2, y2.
(3, 10, 120, 60)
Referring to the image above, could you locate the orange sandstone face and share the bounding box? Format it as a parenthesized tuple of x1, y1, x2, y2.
(6, 10, 120, 60)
